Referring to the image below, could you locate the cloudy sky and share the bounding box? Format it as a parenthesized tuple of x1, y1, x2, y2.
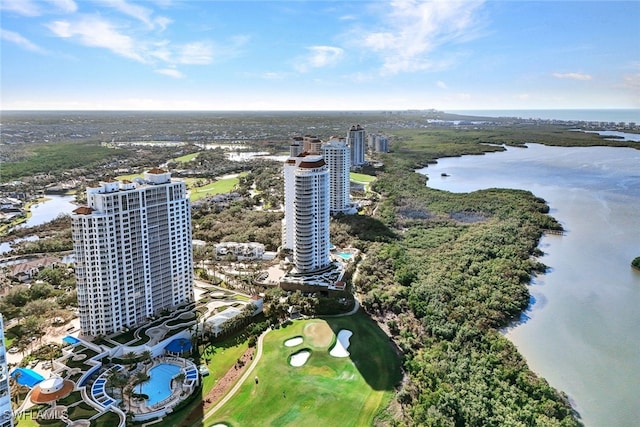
(1, 0, 638, 111)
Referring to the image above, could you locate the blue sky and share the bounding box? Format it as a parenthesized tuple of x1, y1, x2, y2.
(1, 0, 638, 111)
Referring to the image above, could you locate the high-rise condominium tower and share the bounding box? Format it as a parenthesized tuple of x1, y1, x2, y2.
(0, 315, 13, 427)
(71, 169, 193, 336)
(321, 137, 351, 214)
(347, 124, 366, 166)
(282, 153, 331, 274)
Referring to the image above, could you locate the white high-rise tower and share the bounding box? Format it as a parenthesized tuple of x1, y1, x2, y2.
(347, 124, 366, 166)
(321, 137, 351, 214)
(71, 169, 194, 336)
(282, 152, 331, 274)
(0, 315, 12, 427)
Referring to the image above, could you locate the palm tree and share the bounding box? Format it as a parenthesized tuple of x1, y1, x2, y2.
(123, 385, 134, 408)
(174, 372, 186, 392)
(134, 370, 149, 386)
(107, 371, 128, 401)
(122, 351, 137, 366)
(9, 371, 22, 405)
(140, 350, 153, 373)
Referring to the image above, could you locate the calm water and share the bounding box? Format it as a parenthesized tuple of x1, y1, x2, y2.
(418, 144, 640, 427)
(19, 194, 76, 228)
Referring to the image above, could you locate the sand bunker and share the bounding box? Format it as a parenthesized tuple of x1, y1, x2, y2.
(289, 350, 311, 367)
(284, 337, 303, 347)
(329, 330, 352, 358)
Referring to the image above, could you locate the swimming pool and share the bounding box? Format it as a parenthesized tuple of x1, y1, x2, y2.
(11, 367, 45, 388)
(337, 252, 353, 260)
(63, 336, 80, 345)
(135, 363, 181, 406)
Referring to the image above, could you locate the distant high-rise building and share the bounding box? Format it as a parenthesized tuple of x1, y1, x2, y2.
(0, 315, 13, 427)
(347, 124, 366, 166)
(321, 137, 351, 214)
(302, 135, 322, 155)
(71, 169, 194, 336)
(368, 133, 389, 153)
(282, 152, 331, 274)
(289, 137, 304, 157)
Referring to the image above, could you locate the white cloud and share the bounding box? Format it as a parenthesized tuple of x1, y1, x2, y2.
(436, 80, 448, 89)
(47, 16, 145, 62)
(149, 41, 172, 62)
(0, 29, 46, 53)
(552, 72, 592, 81)
(45, 0, 78, 13)
(97, 0, 156, 28)
(0, 0, 41, 16)
(177, 42, 213, 64)
(155, 68, 184, 79)
(155, 16, 172, 31)
(295, 46, 344, 73)
(353, 0, 486, 75)
(621, 73, 640, 90)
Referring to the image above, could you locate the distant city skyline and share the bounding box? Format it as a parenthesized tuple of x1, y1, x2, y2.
(1, 0, 638, 111)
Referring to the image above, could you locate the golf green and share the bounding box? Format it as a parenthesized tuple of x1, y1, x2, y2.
(207, 312, 402, 426)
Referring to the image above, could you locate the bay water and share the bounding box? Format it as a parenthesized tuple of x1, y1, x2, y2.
(418, 144, 640, 427)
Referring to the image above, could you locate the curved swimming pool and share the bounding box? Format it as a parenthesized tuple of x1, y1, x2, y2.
(135, 363, 181, 406)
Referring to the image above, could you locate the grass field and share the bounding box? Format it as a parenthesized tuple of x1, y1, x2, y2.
(349, 172, 376, 184)
(172, 152, 200, 163)
(350, 172, 376, 192)
(190, 173, 247, 202)
(206, 311, 402, 427)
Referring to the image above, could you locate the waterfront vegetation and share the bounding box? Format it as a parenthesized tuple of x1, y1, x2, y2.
(633, 257, 640, 270)
(348, 131, 582, 425)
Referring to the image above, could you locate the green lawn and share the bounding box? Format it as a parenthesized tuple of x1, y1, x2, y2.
(206, 311, 402, 427)
(190, 173, 248, 202)
(349, 172, 376, 184)
(350, 172, 376, 192)
(172, 152, 201, 163)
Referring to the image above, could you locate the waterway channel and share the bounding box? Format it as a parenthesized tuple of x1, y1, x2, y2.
(418, 143, 640, 427)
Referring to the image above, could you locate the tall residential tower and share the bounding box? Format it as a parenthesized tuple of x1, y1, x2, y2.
(321, 137, 351, 214)
(71, 169, 193, 336)
(282, 153, 331, 274)
(347, 124, 366, 166)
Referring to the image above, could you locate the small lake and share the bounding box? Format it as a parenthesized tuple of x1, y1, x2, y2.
(19, 194, 77, 228)
(418, 144, 640, 427)
(0, 235, 39, 255)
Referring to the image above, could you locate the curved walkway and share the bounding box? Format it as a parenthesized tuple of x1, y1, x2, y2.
(197, 297, 360, 425)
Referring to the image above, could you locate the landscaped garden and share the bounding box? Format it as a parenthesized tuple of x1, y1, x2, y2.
(206, 311, 402, 427)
